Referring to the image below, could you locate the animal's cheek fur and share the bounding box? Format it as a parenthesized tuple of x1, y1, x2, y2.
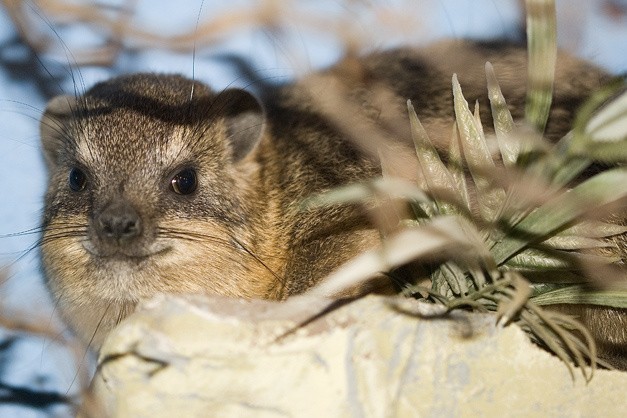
(41, 217, 94, 300)
(156, 219, 280, 299)
(41, 216, 128, 348)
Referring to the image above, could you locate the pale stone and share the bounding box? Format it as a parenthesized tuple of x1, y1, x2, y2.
(89, 294, 627, 417)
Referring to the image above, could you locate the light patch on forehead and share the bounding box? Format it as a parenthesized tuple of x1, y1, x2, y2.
(74, 125, 194, 170)
(158, 126, 194, 166)
(75, 134, 94, 164)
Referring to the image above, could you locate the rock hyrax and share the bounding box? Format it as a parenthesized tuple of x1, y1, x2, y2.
(40, 40, 623, 360)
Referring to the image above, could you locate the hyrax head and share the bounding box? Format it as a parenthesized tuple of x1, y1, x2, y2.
(39, 74, 265, 346)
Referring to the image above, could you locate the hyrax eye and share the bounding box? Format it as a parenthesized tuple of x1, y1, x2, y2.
(68, 167, 87, 192)
(170, 168, 198, 195)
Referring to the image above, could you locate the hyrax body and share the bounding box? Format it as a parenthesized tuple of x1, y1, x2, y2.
(40, 40, 624, 364)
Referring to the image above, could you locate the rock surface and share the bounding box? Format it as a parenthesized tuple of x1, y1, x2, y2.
(88, 294, 626, 417)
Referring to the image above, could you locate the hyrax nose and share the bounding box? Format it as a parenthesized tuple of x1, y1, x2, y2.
(96, 201, 142, 244)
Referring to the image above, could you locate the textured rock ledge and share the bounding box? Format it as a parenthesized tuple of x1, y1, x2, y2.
(89, 294, 626, 417)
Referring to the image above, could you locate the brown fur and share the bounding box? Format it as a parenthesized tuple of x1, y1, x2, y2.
(40, 40, 625, 364)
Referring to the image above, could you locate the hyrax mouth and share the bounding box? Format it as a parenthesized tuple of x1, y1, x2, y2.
(81, 241, 171, 261)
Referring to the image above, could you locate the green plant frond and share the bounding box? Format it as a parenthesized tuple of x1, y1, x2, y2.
(431, 263, 469, 297)
(473, 101, 486, 138)
(543, 83, 627, 185)
(542, 235, 617, 250)
(430, 260, 501, 300)
(584, 86, 627, 139)
(495, 272, 532, 327)
(491, 167, 627, 265)
(301, 177, 431, 210)
(407, 100, 467, 215)
(468, 265, 492, 290)
(573, 82, 627, 156)
(407, 100, 470, 219)
(485, 61, 519, 166)
(505, 248, 621, 272)
(529, 283, 566, 296)
(520, 305, 595, 382)
(447, 122, 471, 210)
(524, 0, 557, 133)
(531, 285, 627, 309)
(573, 85, 627, 161)
(442, 275, 511, 310)
(503, 249, 578, 272)
(495, 167, 556, 229)
(555, 220, 627, 239)
(407, 201, 432, 220)
(532, 302, 598, 377)
(452, 74, 507, 225)
(546, 131, 592, 186)
(580, 140, 627, 163)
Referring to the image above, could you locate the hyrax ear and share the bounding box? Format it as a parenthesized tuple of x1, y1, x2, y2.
(40, 95, 78, 170)
(215, 89, 265, 161)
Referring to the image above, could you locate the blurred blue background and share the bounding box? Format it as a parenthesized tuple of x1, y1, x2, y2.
(0, 0, 625, 416)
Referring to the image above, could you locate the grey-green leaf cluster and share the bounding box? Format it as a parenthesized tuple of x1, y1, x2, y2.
(306, 0, 626, 381)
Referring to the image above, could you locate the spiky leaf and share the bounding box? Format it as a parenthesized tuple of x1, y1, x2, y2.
(491, 167, 627, 264)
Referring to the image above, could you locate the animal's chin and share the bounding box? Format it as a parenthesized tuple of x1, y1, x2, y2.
(76, 242, 173, 299)
(85, 258, 162, 302)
